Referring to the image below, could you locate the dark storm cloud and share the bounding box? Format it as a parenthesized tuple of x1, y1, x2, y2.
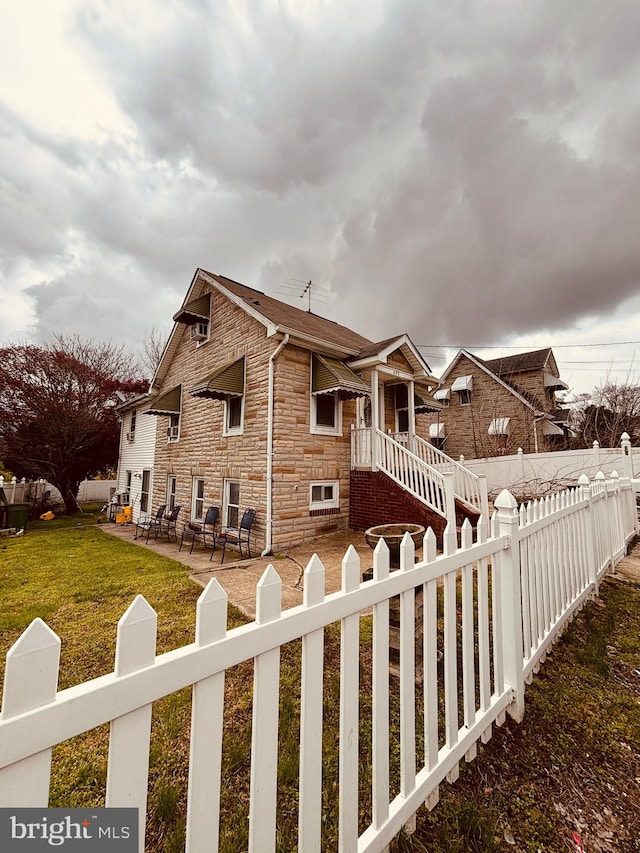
(3, 0, 640, 361)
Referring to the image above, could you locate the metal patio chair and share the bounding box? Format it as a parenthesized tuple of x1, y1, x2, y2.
(155, 505, 183, 543)
(179, 506, 219, 559)
(134, 504, 166, 542)
(217, 508, 256, 563)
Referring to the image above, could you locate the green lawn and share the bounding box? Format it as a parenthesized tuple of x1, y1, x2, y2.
(1, 514, 639, 851)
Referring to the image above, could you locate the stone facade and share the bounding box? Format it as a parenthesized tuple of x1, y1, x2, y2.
(425, 353, 564, 460)
(148, 285, 359, 553)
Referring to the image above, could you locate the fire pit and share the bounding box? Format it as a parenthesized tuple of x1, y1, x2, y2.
(364, 523, 425, 568)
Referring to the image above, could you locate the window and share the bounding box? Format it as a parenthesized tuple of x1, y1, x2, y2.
(312, 392, 340, 434)
(429, 422, 446, 451)
(223, 479, 240, 529)
(140, 470, 151, 514)
(434, 388, 450, 407)
(310, 481, 339, 511)
(127, 410, 137, 441)
(167, 413, 180, 442)
(192, 477, 205, 522)
(167, 475, 177, 512)
(451, 375, 473, 405)
(224, 394, 244, 435)
(123, 471, 132, 505)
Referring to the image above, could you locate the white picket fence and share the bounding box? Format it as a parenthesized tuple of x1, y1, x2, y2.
(0, 474, 637, 852)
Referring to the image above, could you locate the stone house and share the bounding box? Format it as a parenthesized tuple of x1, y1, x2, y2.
(116, 268, 483, 554)
(429, 348, 570, 460)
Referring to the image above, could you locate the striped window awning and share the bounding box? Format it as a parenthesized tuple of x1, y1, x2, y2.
(190, 357, 245, 400)
(173, 293, 211, 325)
(429, 422, 446, 439)
(312, 355, 369, 399)
(543, 419, 564, 436)
(434, 388, 450, 402)
(451, 375, 473, 392)
(488, 417, 510, 436)
(414, 392, 444, 413)
(543, 371, 569, 391)
(145, 385, 182, 415)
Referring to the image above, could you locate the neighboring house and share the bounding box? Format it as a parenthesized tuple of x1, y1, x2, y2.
(115, 392, 157, 516)
(430, 348, 571, 459)
(116, 268, 485, 554)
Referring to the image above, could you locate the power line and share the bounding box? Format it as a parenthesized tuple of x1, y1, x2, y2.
(416, 340, 640, 350)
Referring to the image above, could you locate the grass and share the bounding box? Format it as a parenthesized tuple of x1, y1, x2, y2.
(1, 515, 640, 851)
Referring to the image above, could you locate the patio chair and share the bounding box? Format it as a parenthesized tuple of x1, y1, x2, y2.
(155, 505, 183, 543)
(217, 508, 256, 563)
(134, 504, 166, 542)
(179, 506, 219, 558)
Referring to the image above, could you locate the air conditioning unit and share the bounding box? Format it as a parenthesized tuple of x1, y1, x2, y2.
(167, 425, 179, 441)
(125, 432, 135, 442)
(190, 322, 208, 342)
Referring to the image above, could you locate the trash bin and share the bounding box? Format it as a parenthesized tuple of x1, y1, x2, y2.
(6, 503, 30, 531)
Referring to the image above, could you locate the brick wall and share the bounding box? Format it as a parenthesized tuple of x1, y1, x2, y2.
(349, 470, 448, 543)
(422, 355, 560, 460)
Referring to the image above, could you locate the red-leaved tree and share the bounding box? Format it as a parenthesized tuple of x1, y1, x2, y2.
(0, 336, 147, 514)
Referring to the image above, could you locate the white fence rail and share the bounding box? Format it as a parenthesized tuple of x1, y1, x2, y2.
(0, 476, 115, 506)
(460, 433, 640, 499)
(0, 475, 637, 852)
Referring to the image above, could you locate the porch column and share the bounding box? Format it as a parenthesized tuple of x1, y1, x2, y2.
(370, 369, 379, 471)
(408, 379, 416, 455)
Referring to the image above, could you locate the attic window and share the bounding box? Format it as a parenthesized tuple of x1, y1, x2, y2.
(452, 375, 473, 405)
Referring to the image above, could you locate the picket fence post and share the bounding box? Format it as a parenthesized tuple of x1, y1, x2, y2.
(578, 474, 598, 595)
(0, 619, 60, 805)
(186, 578, 228, 853)
(494, 489, 525, 723)
(621, 433, 634, 480)
(106, 595, 157, 853)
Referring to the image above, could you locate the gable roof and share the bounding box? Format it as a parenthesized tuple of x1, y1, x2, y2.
(481, 348, 553, 376)
(440, 349, 549, 414)
(153, 268, 436, 391)
(203, 271, 373, 355)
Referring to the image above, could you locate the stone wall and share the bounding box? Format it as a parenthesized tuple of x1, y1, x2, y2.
(150, 284, 357, 553)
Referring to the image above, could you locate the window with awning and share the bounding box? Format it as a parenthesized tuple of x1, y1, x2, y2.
(488, 417, 510, 436)
(452, 374, 473, 404)
(172, 293, 211, 326)
(451, 375, 473, 392)
(190, 357, 245, 400)
(429, 422, 446, 438)
(434, 388, 450, 404)
(145, 385, 182, 416)
(312, 355, 369, 399)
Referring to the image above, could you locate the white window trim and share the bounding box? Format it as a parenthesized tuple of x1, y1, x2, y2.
(223, 479, 241, 530)
(310, 392, 342, 436)
(167, 475, 177, 512)
(309, 480, 339, 511)
(223, 395, 245, 436)
(191, 477, 205, 522)
(167, 413, 181, 443)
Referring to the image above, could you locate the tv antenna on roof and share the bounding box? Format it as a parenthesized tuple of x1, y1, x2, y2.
(276, 278, 330, 314)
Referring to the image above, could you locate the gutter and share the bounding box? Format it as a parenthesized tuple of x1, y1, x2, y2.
(261, 333, 289, 556)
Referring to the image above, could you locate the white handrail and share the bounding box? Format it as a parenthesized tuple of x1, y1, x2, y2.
(375, 429, 447, 518)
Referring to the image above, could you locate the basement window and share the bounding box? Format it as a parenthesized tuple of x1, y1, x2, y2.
(310, 481, 339, 511)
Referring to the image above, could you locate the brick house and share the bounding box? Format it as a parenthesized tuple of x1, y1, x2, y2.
(428, 348, 571, 460)
(116, 269, 487, 554)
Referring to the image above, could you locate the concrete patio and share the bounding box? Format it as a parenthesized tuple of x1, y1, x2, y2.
(102, 520, 374, 620)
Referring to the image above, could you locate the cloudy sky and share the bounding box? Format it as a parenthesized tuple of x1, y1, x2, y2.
(1, 0, 640, 396)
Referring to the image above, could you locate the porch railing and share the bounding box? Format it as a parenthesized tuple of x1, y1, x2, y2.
(351, 428, 488, 521)
(374, 429, 450, 522)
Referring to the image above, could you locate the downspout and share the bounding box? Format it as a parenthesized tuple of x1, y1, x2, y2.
(262, 333, 290, 556)
(533, 413, 545, 454)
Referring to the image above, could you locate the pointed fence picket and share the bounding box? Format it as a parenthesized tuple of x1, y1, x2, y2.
(0, 474, 636, 853)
